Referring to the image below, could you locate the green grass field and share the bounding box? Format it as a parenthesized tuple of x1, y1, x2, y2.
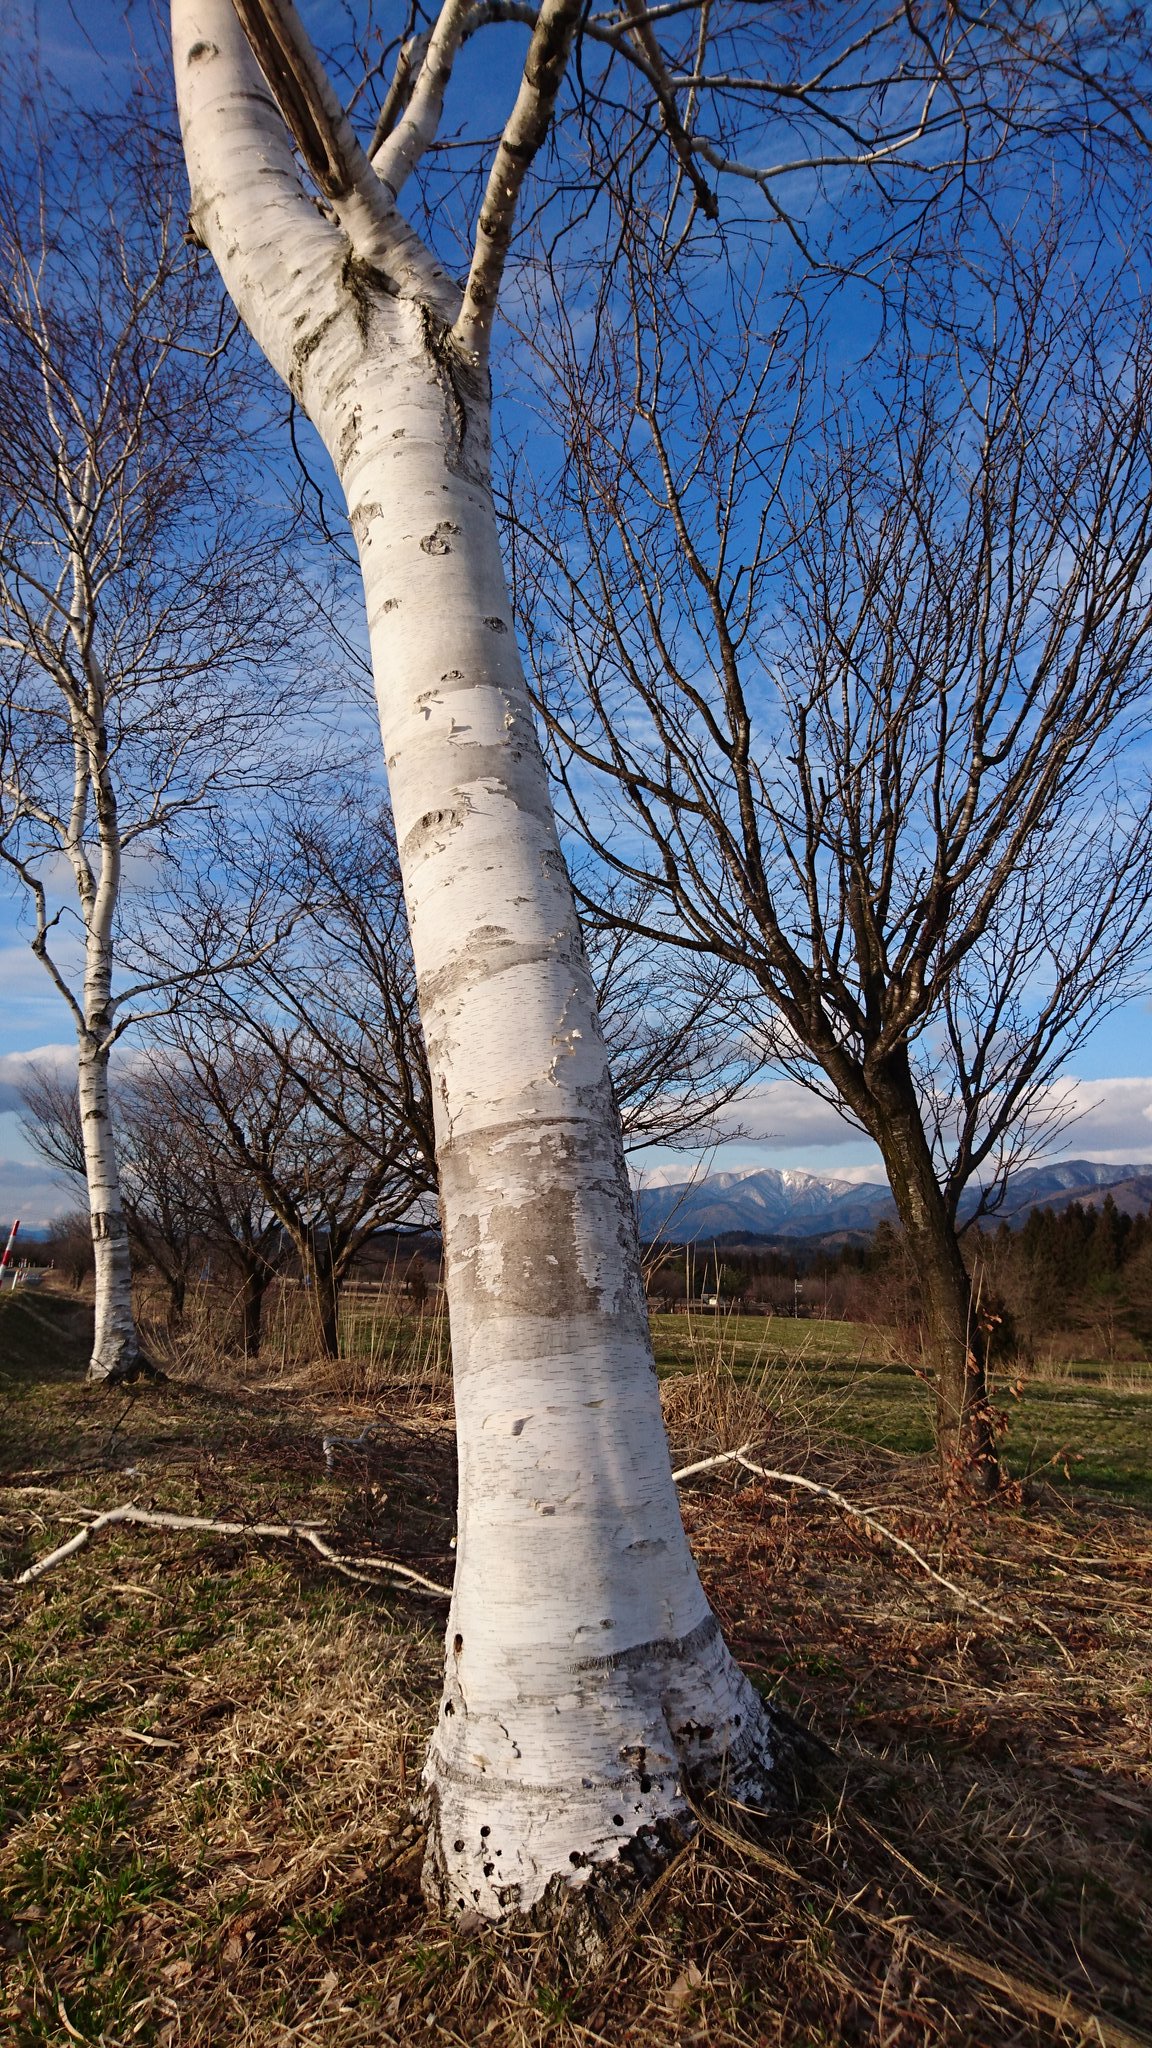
(647, 1309, 1152, 1503)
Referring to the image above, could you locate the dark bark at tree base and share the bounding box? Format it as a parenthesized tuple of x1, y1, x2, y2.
(86, 1351, 168, 1387)
(421, 1705, 809, 1950)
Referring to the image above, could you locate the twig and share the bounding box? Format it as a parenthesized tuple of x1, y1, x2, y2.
(12, 1503, 452, 1598)
(672, 1444, 1073, 1665)
(322, 1426, 382, 1471)
(671, 1442, 758, 1482)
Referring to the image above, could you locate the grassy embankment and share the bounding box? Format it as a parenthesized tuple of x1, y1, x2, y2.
(1, 1284, 1151, 2048)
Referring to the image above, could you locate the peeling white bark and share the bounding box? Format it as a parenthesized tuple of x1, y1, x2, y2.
(78, 1038, 139, 1383)
(78, 722, 142, 1383)
(173, 0, 781, 1919)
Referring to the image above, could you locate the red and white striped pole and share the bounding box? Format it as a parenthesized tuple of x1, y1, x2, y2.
(1, 1219, 20, 1287)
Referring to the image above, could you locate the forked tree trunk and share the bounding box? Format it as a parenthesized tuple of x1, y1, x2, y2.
(870, 1055, 999, 1496)
(173, 0, 784, 1922)
(77, 1037, 143, 1383)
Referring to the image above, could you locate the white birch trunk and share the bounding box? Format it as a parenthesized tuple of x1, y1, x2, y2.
(76, 806, 142, 1382)
(173, 0, 782, 1920)
(77, 1032, 140, 1383)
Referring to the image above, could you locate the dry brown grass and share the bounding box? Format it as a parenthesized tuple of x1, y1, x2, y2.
(1, 1292, 1150, 2046)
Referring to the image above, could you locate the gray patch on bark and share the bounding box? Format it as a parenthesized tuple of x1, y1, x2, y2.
(574, 1611, 721, 1677)
(401, 804, 469, 865)
(415, 932, 587, 1012)
(444, 1183, 609, 1319)
(420, 521, 460, 554)
(349, 501, 381, 543)
(439, 1120, 647, 1333)
(290, 303, 345, 393)
(90, 1209, 129, 1244)
(338, 406, 362, 468)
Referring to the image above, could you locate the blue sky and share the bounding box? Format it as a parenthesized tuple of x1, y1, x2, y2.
(4, 0, 1151, 1225)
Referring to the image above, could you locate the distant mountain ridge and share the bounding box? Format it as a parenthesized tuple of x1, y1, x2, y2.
(635, 1159, 1152, 1244)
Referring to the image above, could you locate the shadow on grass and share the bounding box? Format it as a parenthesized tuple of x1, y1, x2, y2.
(0, 1289, 91, 1385)
(3, 1338, 1152, 2045)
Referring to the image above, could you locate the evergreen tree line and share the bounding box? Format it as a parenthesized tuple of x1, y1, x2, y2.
(643, 1196, 1152, 1362)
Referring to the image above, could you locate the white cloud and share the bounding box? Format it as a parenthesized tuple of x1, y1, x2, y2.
(1035, 1076, 1152, 1162)
(0, 1044, 76, 1116)
(633, 1071, 1152, 1186)
(734, 1078, 866, 1148)
(728, 1071, 1152, 1163)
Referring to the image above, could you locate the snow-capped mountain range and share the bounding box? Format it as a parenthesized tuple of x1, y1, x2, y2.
(634, 1160, 1152, 1244)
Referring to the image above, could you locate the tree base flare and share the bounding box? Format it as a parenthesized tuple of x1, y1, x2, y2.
(86, 1351, 167, 1386)
(421, 1616, 800, 1929)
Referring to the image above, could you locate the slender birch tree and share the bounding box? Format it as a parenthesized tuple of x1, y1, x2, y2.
(169, 0, 1152, 1923)
(0, 94, 323, 1381)
(23, 1055, 290, 1353)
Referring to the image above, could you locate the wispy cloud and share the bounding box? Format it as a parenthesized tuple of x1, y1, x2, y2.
(0, 1044, 76, 1117)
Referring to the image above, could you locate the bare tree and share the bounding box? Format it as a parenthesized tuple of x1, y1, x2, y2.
(24, 1061, 207, 1327)
(43, 1209, 95, 1292)
(186, 798, 753, 1342)
(167, 0, 1152, 1920)
(24, 1055, 291, 1353)
(160, 1012, 433, 1357)
(518, 225, 1152, 1494)
(0, 87, 325, 1382)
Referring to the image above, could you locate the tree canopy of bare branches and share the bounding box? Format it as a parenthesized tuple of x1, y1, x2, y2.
(517, 221, 1152, 1491)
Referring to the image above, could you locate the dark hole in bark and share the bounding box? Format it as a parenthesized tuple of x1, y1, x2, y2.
(639, 1775, 652, 1793)
(483, 1863, 494, 1876)
(480, 1825, 490, 1838)
(569, 1851, 587, 1867)
(453, 1633, 463, 1655)
(444, 1701, 454, 1716)
(612, 1814, 624, 1826)
(734, 1715, 742, 1727)
(454, 1839, 465, 1852)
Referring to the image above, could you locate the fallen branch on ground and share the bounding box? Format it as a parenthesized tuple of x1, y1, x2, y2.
(12, 1503, 452, 1597)
(672, 1444, 1073, 1665)
(322, 1426, 384, 1470)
